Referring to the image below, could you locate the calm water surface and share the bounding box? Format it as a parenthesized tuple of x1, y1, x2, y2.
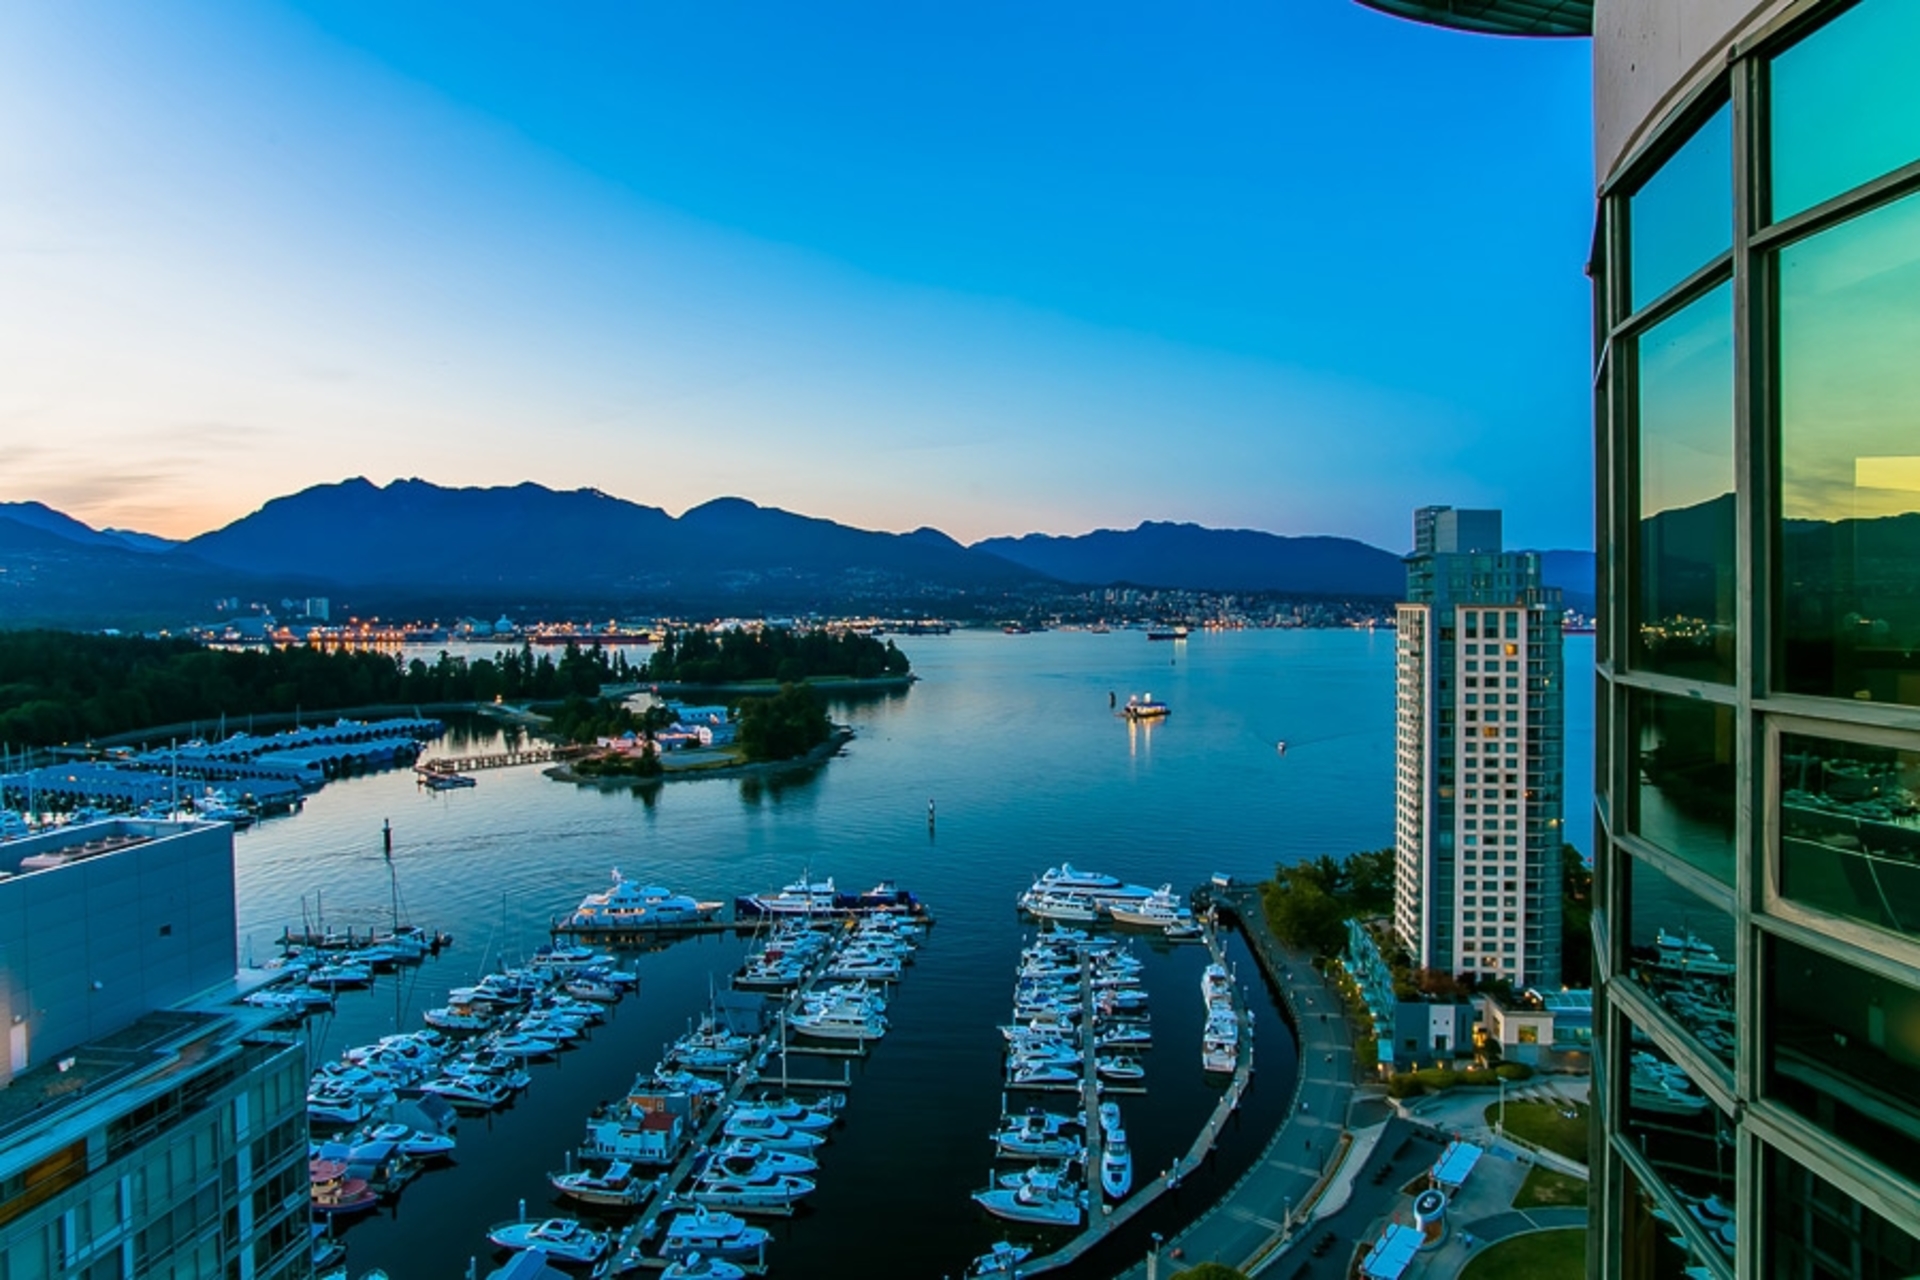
(238, 630, 1594, 1279)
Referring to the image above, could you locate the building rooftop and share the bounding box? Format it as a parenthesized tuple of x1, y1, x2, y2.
(1355, 0, 1592, 37)
(0, 1010, 218, 1143)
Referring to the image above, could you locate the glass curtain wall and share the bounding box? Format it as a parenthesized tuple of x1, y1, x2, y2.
(1596, 1, 1920, 1276)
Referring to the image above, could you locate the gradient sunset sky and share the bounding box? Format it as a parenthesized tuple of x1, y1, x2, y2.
(0, 2, 1593, 550)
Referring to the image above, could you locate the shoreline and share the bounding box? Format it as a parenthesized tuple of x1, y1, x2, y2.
(542, 725, 854, 788)
(640, 674, 915, 697)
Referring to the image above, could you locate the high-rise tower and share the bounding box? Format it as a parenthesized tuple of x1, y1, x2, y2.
(1394, 505, 1565, 990)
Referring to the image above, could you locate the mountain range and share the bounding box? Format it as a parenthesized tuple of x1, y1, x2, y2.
(1, 479, 1600, 628)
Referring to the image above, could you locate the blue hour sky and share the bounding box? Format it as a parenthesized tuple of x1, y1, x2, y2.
(0, 2, 1594, 551)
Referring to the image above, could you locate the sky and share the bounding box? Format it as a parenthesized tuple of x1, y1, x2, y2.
(0, 2, 1595, 552)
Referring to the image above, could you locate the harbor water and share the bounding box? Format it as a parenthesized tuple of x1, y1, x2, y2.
(238, 628, 1595, 1278)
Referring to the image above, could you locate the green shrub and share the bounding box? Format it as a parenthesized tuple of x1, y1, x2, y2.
(1386, 1073, 1423, 1099)
(1495, 1062, 1535, 1081)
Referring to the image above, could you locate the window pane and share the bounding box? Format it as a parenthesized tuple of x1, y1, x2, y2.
(1780, 731, 1920, 940)
(1625, 852, 1736, 1067)
(1764, 1146, 1920, 1278)
(1770, 0, 1920, 222)
(1777, 192, 1920, 706)
(1635, 283, 1735, 682)
(1766, 933, 1920, 1185)
(1618, 1160, 1719, 1280)
(1631, 103, 1731, 312)
(1622, 1013, 1737, 1262)
(1628, 689, 1736, 884)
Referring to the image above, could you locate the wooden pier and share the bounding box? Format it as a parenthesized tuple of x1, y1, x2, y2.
(1015, 920, 1255, 1276)
(417, 744, 590, 774)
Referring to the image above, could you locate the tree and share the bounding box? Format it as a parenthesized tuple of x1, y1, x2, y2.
(734, 684, 833, 762)
(1171, 1265, 1251, 1280)
(1561, 843, 1594, 987)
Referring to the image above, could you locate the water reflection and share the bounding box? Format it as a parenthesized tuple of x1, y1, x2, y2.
(1629, 690, 1735, 884)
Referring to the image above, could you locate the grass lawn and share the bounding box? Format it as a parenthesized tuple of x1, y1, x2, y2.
(1486, 1099, 1591, 1165)
(1512, 1165, 1589, 1209)
(1459, 1228, 1587, 1280)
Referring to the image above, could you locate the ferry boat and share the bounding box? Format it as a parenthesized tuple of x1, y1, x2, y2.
(566, 871, 723, 930)
(1120, 693, 1170, 720)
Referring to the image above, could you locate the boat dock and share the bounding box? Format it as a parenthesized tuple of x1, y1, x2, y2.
(605, 934, 885, 1271)
(1015, 920, 1255, 1276)
(550, 911, 936, 943)
(417, 744, 590, 774)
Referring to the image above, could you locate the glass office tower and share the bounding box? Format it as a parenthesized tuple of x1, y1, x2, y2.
(1360, 1, 1920, 1275)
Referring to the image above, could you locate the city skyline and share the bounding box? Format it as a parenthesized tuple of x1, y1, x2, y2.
(0, 2, 1592, 550)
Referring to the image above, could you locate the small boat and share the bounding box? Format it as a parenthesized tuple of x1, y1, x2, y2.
(422, 771, 478, 790)
(420, 1073, 514, 1111)
(994, 1110, 1084, 1162)
(972, 1165, 1084, 1227)
(362, 1122, 456, 1161)
(968, 1242, 1034, 1278)
(661, 1253, 747, 1280)
(1120, 694, 1169, 720)
(1099, 1102, 1133, 1200)
(1096, 1055, 1145, 1082)
(705, 1140, 819, 1178)
(487, 1217, 611, 1265)
(1009, 1062, 1079, 1086)
(722, 1111, 826, 1152)
(687, 1169, 816, 1212)
(659, 1205, 773, 1261)
(423, 1002, 495, 1033)
(550, 1160, 652, 1207)
(728, 1098, 835, 1133)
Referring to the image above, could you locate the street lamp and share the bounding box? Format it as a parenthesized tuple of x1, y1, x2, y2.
(1497, 1075, 1506, 1137)
(1147, 1232, 1164, 1280)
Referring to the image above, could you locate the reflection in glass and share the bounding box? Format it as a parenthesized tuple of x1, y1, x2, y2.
(1630, 103, 1731, 312)
(1766, 934, 1920, 1184)
(1629, 690, 1735, 884)
(1619, 1162, 1720, 1280)
(1770, 0, 1920, 222)
(1625, 853, 1735, 1066)
(1622, 1015, 1736, 1260)
(1778, 192, 1920, 706)
(1765, 1145, 1920, 1276)
(1780, 732, 1920, 939)
(1635, 284, 1735, 682)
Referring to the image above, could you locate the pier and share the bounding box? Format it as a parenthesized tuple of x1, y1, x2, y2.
(605, 924, 897, 1272)
(1014, 919, 1255, 1275)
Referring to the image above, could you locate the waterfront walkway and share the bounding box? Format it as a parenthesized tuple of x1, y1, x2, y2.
(1112, 885, 1359, 1279)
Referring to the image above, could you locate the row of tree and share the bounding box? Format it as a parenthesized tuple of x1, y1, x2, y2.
(0, 630, 633, 747)
(644, 627, 910, 685)
(1262, 843, 1595, 991)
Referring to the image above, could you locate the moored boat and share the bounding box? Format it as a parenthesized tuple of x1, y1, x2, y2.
(486, 1217, 610, 1264)
(549, 1159, 652, 1207)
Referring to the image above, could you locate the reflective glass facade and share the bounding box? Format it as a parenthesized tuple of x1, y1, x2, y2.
(1596, 2, 1920, 1276)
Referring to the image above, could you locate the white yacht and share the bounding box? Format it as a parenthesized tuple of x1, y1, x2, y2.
(1028, 864, 1156, 905)
(735, 875, 838, 918)
(1099, 1102, 1133, 1200)
(486, 1218, 609, 1265)
(688, 1168, 816, 1212)
(549, 1160, 652, 1207)
(721, 1111, 826, 1152)
(660, 1254, 747, 1280)
(659, 1206, 772, 1262)
(566, 871, 721, 929)
(1107, 884, 1197, 930)
(993, 1110, 1084, 1161)
(788, 1003, 887, 1042)
(972, 1165, 1084, 1227)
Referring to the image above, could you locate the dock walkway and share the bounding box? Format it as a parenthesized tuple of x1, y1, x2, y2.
(1109, 885, 1358, 1280)
(1016, 920, 1255, 1276)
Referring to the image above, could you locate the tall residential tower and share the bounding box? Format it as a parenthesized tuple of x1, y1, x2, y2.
(1393, 505, 1565, 990)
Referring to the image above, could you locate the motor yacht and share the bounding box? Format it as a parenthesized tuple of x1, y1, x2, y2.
(705, 1139, 819, 1178)
(567, 871, 722, 929)
(549, 1160, 652, 1207)
(735, 875, 839, 919)
(728, 1099, 835, 1133)
(967, 1242, 1034, 1278)
(972, 1165, 1084, 1227)
(661, 1253, 747, 1280)
(309, 1159, 379, 1216)
(1099, 1102, 1133, 1200)
(658, 1205, 772, 1262)
(993, 1110, 1085, 1161)
(687, 1168, 816, 1212)
(721, 1111, 826, 1152)
(486, 1217, 610, 1265)
(361, 1122, 455, 1161)
(1096, 1055, 1145, 1082)
(420, 1073, 513, 1111)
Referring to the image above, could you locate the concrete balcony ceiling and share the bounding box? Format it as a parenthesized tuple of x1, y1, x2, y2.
(1355, 0, 1593, 37)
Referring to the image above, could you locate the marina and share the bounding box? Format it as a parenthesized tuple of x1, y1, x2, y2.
(221, 628, 1592, 1278)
